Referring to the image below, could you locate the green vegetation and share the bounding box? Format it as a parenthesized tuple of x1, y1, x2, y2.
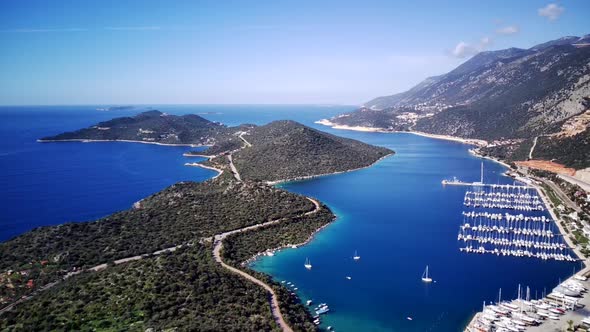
(1, 245, 282, 332)
(529, 170, 590, 257)
(0, 177, 332, 331)
(223, 206, 334, 266)
(0, 179, 314, 271)
(12, 113, 397, 330)
(541, 183, 562, 210)
(222, 205, 335, 332)
(572, 230, 589, 246)
(478, 139, 533, 162)
(535, 128, 590, 169)
(0, 179, 317, 312)
(40, 110, 232, 145)
(326, 109, 410, 131)
(231, 120, 393, 182)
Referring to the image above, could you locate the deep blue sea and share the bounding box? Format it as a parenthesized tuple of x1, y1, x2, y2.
(0, 105, 578, 331)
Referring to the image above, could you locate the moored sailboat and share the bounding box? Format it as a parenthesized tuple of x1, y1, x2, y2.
(304, 257, 312, 270)
(422, 265, 433, 283)
(353, 250, 360, 261)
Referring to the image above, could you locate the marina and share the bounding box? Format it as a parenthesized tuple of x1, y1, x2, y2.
(465, 275, 590, 332)
(454, 163, 588, 331)
(253, 130, 576, 332)
(453, 167, 575, 262)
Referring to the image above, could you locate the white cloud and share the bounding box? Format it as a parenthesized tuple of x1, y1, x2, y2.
(538, 3, 564, 21)
(496, 25, 519, 35)
(452, 41, 477, 58)
(449, 22, 520, 59)
(451, 37, 492, 58)
(104, 26, 161, 31)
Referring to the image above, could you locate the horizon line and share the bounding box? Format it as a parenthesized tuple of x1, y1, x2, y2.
(0, 102, 361, 108)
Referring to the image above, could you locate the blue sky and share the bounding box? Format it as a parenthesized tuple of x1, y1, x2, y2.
(0, 0, 588, 105)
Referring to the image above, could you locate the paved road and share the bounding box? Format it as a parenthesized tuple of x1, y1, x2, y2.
(559, 174, 590, 193)
(239, 133, 252, 147)
(537, 177, 582, 213)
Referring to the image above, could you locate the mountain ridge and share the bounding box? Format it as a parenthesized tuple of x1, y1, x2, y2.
(324, 34, 590, 168)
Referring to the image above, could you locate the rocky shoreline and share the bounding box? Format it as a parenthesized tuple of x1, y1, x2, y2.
(37, 138, 211, 147)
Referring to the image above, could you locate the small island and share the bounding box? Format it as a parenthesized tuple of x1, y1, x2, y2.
(1, 112, 393, 331)
(38, 110, 235, 146)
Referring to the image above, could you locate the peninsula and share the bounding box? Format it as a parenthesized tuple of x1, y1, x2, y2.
(0, 113, 393, 331)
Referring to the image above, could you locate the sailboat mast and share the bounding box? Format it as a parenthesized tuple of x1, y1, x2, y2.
(480, 162, 484, 183)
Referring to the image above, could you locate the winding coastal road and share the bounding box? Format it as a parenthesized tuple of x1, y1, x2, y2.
(2, 131, 322, 332)
(211, 197, 320, 332)
(227, 154, 242, 182)
(239, 132, 252, 147)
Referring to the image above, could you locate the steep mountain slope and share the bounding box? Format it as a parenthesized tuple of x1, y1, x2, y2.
(413, 44, 590, 139)
(363, 48, 534, 110)
(534, 128, 590, 169)
(322, 35, 590, 168)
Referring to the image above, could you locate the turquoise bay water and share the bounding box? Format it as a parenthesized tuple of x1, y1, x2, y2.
(0, 105, 577, 331)
(253, 131, 576, 331)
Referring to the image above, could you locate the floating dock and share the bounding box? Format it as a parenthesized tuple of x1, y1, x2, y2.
(457, 185, 574, 262)
(442, 162, 531, 189)
(445, 163, 573, 262)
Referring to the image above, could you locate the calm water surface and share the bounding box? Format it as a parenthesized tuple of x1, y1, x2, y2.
(0, 105, 576, 331)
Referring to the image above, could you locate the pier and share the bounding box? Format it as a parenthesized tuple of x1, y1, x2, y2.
(457, 185, 574, 262)
(451, 163, 589, 330)
(442, 162, 532, 190)
(444, 163, 574, 262)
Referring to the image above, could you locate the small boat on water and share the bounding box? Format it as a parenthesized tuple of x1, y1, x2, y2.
(306, 300, 313, 306)
(315, 303, 330, 315)
(353, 250, 360, 261)
(304, 258, 312, 270)
(421, 265, 433, 283)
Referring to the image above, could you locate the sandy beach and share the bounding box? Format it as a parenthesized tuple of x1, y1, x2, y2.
(315, 119, 488, 147)
(184, 162, 223, 179)
(183, 152, 216, 158)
